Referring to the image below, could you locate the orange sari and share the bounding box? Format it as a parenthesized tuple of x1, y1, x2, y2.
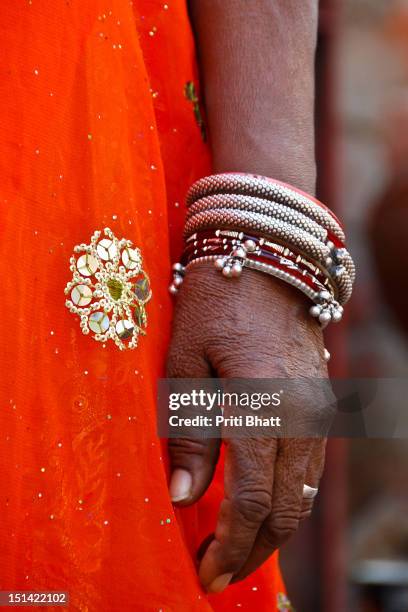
(0, 1, 287, 609)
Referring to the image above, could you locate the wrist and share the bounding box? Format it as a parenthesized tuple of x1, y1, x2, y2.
(212, 154, 317, 196)
(170, 171, 355, 365)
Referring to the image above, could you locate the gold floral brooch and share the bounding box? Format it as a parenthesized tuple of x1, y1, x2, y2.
(64, 228, 151, 350)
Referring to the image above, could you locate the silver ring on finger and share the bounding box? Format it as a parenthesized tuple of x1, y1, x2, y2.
(303, 484, 318, 499)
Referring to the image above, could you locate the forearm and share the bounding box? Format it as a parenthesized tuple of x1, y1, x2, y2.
(188, 0, 318, 194)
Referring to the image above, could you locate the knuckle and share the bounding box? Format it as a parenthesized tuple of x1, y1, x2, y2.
(267, 513, 300, 544)
(300, 500, 315, 518)
(233, 490, 272, 525)
(168, 438, 210, 462)
(208, 343, 278, 378)
(312, 399, 336, 426)
(300, 507, 313, 520)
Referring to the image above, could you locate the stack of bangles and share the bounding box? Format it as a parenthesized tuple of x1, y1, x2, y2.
(169, 173, 355, 362)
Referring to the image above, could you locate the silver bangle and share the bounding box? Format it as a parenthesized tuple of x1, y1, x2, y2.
(184, 208, 330, 262)
(172, 254, 342, 332)
(185, 209, 354, 304)
(187, 194, 328, 242)
(187, 173, 346, 243)
(187, 230, 334, 283)
(184, 208, 353, 304)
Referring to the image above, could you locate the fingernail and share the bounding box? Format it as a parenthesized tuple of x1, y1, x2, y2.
(207, 573, 233, 594)
(170, 469, 192, 502)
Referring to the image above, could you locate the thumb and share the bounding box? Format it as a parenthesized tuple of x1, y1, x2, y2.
(168, 437, 221, 505)
(166, 348, 220, 505)
(166, 274, 222, 505)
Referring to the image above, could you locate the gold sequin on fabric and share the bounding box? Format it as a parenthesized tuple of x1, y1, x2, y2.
(184, 81, 206, 142)
(277, 592, 295, 611)
(65, 228, 152, 350)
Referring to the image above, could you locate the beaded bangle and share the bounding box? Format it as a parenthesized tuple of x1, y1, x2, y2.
(187, 194, 328, 241)
(186, 194, 355, 283)
(187, 172, 345, 242)
(184, 208, 330, 260)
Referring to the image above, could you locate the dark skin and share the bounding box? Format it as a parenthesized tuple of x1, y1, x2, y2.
(167, 0, 329, 594)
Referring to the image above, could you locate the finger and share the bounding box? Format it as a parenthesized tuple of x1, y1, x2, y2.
(300, 437, 326, 518)
(168, 437, 221, 504)
(167, 290, 221, 505)
(166, 348, 220, 505)
(233, 438, 313, 582)
(198, 437, 278, 593)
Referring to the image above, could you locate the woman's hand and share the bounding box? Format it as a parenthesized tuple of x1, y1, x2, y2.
(171, 0, 323, 592)
(166, 262, 332, 593)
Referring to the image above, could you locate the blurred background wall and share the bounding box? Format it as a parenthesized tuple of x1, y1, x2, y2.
(281, 1, 408, 610)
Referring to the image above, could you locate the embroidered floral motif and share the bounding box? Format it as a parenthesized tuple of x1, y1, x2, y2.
(184, 81, 207, 142)
(64, 228, 151, 350)
(277, 592, 295, 611)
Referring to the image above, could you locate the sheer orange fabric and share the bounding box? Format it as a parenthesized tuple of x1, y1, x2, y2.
(0, 1, 287, 610)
